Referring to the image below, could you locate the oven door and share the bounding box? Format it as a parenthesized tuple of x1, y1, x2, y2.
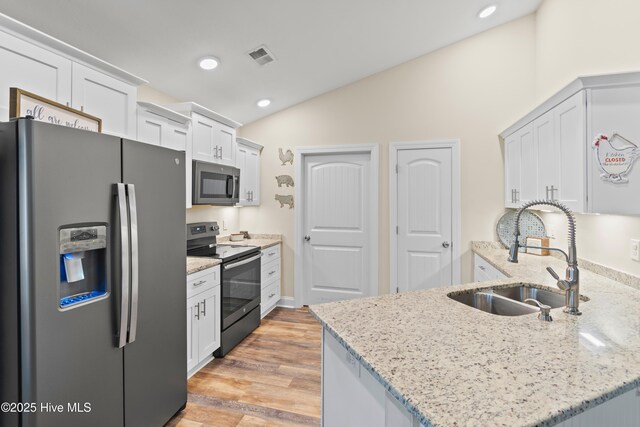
(193, 161, 240, 205)
(221, 252, 261, 330)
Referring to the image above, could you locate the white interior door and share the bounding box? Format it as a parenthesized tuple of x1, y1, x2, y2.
(303, 152, 373, 304)
(396, 148, 452, 293)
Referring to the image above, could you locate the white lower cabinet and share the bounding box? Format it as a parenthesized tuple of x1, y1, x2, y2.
(322, 329, 420, 427)
(186, 266, 221, 376)
(261, 244, 281, 318)
(473, 254, 507, 282)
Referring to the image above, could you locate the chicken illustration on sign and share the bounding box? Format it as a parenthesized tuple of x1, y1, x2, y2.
(593, 133, 640, 183)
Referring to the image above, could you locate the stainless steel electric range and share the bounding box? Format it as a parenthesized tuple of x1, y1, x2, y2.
(186, 222, 261, 357)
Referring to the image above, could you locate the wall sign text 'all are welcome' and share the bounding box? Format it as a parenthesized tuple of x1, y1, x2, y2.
(9, 88, 102, 132)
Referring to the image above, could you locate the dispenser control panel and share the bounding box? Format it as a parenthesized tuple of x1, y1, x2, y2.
(60, 226, 107, 254)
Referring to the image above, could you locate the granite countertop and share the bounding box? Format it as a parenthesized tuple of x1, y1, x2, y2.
(309, 242, 640, 427)
(186, 257, 221, 275)
(218, 233, 282, 250)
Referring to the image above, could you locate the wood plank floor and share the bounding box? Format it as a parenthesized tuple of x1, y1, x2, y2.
(166, 308, 322, 427)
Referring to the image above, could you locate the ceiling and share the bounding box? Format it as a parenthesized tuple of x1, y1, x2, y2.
(0, 0, 542, 124)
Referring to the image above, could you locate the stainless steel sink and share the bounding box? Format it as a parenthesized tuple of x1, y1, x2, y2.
(448, 291, 539, 316)
(493, 285, 565, 309)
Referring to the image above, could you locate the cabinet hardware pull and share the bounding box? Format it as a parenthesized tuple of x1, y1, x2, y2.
(268, 293, 276, 298)
(194, 302, 200, 320)
(192, 279, 207, 287)
(478, 265, 486, 271)
(268, 270, 276, 275)
(201, 299, 206, 316)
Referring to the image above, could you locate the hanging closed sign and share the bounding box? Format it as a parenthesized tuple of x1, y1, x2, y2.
(592, 133, 640, 183)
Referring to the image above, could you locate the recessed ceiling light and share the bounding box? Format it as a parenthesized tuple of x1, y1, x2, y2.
(478, 5, 497, 18)
(198, 56, 220, 70)
(257, 99, 271, 108)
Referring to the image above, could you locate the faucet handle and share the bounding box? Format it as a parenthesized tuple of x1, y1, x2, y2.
(546, 266, 560, 280)
(524, 298, 553, 321)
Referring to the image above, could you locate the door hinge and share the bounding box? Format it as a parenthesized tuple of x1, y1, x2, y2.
(396, 226, 398, 235)
(395, 164, 399, 174)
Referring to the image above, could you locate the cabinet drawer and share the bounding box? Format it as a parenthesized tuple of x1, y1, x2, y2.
(261, 245, 280, 265)
(261, 280, 280, 316)
(261, 259, 280, 286)
(187, 265, 220, 299)
(474, 254, 507, 281)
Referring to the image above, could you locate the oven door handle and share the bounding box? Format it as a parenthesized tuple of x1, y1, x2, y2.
(223, 254, 262, 270)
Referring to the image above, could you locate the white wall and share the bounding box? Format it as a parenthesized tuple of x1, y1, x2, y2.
(535, 0, 640, 276)
(239, 16, 538, 298)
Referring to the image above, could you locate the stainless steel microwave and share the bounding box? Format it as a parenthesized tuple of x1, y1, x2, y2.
(192, 160, 240, 205)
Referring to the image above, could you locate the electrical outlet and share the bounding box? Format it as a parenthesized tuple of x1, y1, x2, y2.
(631, 239, 640, 262)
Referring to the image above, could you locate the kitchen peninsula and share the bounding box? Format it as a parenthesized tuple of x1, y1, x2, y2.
(310, 243, 640, 427)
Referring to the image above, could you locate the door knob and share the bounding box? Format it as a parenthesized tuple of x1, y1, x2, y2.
(442, 241, 451, 248)
(304, 235, 311, 242)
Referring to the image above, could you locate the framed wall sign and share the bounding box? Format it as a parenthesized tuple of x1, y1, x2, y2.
(9, 88, 102, 132)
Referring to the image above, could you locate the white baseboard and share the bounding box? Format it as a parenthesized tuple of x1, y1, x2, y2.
(277, 296, 296, 308)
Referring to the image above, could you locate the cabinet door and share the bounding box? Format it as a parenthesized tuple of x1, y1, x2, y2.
(164, 121, 189, 152)
(504, 133, 521, 208)
(197, 285, 221, 359)
(214, 121, 236, 166)
(535, 110, 556, 201)
(191, 112, 216, 162)
(71, 63, 136, 138)
(323, 329, 385, 427)
(246, 147, 260, 205)
(0, 31, 72, 121)
(555, 91, 586, 212)
(186, 296, 199, 372)
(519, 124, 536, 204)
(236, 145, 249, 204)
(136, 109, 163, 146)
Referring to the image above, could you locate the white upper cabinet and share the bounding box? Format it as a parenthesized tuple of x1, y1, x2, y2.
(166, 102, 242, 167)
(0, 30, 71, 121)
(0, 14, 145, 137)
(501, 72, 640, 215)
(71, 63, 137, 138)
(136, 102, 192, 208)
(236, 137, 262, 206)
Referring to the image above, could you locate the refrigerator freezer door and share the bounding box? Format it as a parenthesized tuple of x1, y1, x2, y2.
(122, 139, 187, 427)
(17, 120, 124, 426)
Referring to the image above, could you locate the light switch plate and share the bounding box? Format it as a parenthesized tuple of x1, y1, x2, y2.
(631, 239, 640, 261)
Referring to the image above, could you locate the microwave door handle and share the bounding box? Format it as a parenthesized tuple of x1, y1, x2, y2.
(126, 184, 139, 344)
(223, 253, 262, 270)
(115, 183, 130, 349)
(226, 175, 234, 198)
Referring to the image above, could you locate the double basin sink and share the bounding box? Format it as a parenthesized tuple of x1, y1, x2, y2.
(448, 284, 572, 316)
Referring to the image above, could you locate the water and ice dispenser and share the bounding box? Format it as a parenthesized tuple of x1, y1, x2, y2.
(59, 225, 108, 309)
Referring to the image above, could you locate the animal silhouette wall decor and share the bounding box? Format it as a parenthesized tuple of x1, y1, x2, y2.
(279, 148, 293, 165)
(275, 175, 294, 187)
(593, 133, 640, 183)
(275, 194, 294, 209)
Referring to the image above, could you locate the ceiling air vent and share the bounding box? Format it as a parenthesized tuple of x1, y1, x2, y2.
(248, 45, 276, 66)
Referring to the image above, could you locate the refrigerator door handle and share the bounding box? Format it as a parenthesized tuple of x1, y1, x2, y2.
(127, 184, 140, 344)
(116, 183, 130, 349)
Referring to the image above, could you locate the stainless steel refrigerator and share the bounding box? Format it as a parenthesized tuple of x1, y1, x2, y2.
(0, 118, 187, 427)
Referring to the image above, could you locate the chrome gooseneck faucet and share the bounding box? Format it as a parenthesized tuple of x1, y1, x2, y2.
(507, 200, 581, 315)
